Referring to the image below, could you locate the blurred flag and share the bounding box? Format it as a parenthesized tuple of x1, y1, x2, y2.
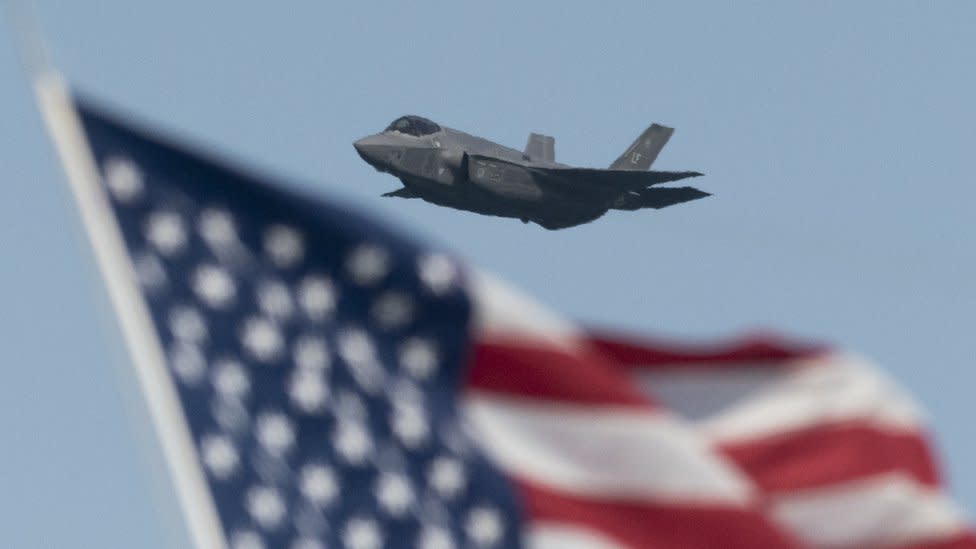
(37, 76, 975, 549)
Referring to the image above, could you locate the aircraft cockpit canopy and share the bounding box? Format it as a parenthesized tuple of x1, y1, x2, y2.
(385, 116, 441, 137)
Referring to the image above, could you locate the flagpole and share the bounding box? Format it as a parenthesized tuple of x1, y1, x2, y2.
(3, 4, 227, 548)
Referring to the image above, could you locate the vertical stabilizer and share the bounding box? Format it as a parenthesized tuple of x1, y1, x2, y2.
(609, 123, 673, 170)
(524, 133, 555, 163)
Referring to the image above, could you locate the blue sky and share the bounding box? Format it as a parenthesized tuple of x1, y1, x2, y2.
(1, 2, 974, 546)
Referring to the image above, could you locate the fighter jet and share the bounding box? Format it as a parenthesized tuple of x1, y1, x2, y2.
(354, 116, 707, 229)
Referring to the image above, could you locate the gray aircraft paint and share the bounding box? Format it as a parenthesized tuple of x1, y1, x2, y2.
(354, 116, 707, 229)
(524, 133, 555, 164)
(609, 124, 674, 171)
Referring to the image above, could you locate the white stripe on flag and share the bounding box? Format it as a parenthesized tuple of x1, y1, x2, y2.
(771, 473, 967, 548)
(632, 353, 923, 443)
(465, 395, 753, 504)
(470, 270, 582, 345)
(527, 524, 629, 549)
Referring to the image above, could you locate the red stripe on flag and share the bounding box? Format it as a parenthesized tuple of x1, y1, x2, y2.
(516, 478, 805, 549)
(587, 332, 828, 369)
(467, 339, 652, 408)
(719, 423, 941, 494)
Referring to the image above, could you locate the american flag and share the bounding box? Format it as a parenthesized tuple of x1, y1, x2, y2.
(42, 84, 975, 549)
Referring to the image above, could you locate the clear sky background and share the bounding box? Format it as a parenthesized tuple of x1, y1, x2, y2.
(1, 2, 974, 547)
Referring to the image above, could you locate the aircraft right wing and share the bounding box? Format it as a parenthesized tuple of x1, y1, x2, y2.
(535, 165, 704, 191)
(467, 153, 702, 195)
(523, 133, 555, 163)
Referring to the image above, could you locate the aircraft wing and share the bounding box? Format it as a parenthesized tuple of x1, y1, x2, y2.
(537, 166, 704, 190)
(382, 187, 419, 198)
(467, 153, 702, 195)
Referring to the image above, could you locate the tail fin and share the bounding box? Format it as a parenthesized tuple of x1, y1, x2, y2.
(609, 123, 673, 171)
(524, 133, 555, 163)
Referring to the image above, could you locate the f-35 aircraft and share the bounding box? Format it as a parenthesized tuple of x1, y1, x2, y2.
(354, 116, 707, 229)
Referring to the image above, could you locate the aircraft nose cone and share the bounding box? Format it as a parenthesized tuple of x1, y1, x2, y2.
(353, 137, 372, 160)
(353, 135, 388, 167)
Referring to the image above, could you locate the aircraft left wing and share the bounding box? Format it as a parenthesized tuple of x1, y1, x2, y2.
(382, 187, 419, 199)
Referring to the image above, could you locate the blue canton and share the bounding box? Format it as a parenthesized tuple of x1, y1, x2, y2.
(76, 99, 522, 549)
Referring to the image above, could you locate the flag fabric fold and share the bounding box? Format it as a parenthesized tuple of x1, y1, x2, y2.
(587, 332, 974, 549)
(46, 91, 974, 549)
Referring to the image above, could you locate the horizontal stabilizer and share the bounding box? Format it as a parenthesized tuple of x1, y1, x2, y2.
(524, 133, 555, 163)
(610, 124, 674, 171)
(612, 186, 710, 210)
